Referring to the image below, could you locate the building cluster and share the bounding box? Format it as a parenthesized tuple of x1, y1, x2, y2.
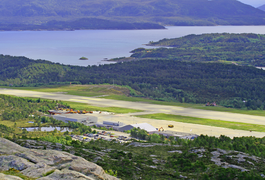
(48, 109, 198, 140)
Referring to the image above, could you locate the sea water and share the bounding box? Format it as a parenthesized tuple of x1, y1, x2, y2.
(1, 26, 265, 66)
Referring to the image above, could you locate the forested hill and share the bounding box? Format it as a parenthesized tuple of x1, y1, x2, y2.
(258, 4, 265, 11)
(0, 0, 265, 30)
(2, 54, 265, 110)
(131, 33, 265, 66)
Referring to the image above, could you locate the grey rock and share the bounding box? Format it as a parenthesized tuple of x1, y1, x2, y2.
(21, 162, 56, 178)
(179, 174, 187, 178)
(127, 142, 180, 147)
(168, 150, 182, 154)
(0, 138, 118, 180)
(228, 164, 248, 172)
(217, 148, 228, 155)
(0, 155, 34, 171)
(93, 157, 102, 163)
(0, 138, 26, 154)
(149, 166, 157, 169)
(189, 148, 205, 154)
(247, 161, 255, 166)
(0, 173, 23, 180)
(38, 169, 95, 180)
(152, 159, 159, 164)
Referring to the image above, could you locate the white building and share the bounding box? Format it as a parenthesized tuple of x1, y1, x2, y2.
(52, 114, 97, 125)
(118, 123, 157, 133)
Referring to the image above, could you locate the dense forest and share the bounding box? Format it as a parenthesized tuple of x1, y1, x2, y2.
(131, 33, 265, 66)
(0, 0, 265, 30)
(0, 18, 164, 31)
(1, 53, 265, 109)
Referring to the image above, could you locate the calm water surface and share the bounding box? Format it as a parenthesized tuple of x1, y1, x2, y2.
(1, 26, 265, 66)
(22, 126, 72, 132)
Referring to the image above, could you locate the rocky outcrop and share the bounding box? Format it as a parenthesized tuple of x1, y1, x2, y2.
(0, 173, 23, 180)
(0, 138, 118, 180)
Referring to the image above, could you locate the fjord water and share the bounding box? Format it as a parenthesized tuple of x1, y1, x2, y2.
(1, 26, 265, 66)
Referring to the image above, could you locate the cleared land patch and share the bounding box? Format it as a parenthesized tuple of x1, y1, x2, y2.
(137, 113, 265, 132)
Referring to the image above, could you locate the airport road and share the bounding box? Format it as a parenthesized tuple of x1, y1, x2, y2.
(1, 89, 265, 125)
(1, 89, 265, 138)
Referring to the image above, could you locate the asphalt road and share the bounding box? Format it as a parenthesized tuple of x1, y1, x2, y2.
(1, 89, 265, 138)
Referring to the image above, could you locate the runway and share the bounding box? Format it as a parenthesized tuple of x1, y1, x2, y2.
(1, 89, 265, 138)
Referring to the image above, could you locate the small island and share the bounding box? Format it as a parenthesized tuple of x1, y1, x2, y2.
(79, 57, 88, 60)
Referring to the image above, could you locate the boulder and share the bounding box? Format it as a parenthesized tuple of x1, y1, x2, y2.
(0, 138, 118, 180)
(0, 173, 23, 180)
(0, 155, 34, 171)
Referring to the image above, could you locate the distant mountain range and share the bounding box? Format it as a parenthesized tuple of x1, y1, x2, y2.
(1, 0, 265, 30)
(258, 4, 265, 11)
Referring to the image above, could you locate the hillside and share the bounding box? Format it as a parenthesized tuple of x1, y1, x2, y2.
(0, 0, 265, 30)
(0, 94, 265, 179)
(258, 4, 265, 11)
(131, 33, 265, 66)
(1, 54, 265, 110)
(0, 137, 118, 180)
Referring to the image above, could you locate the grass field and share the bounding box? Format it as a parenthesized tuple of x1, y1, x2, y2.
(0, 119, 37, 129)
(137, 113, 265, 132)
(64, 101, 143, 114)
(3, 85, 265, 116)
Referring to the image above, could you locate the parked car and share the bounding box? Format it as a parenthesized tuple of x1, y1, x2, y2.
(88, 133, 94, 137)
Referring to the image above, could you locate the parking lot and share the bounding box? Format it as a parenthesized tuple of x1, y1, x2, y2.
(71, 130, 132, 143)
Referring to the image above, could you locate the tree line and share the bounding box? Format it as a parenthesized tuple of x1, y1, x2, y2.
(2, 54, 265, 109)
(132, 33, 265, 67)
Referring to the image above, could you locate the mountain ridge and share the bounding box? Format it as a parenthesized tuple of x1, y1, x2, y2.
(1, 0, 265, 30)
(258, 4, 265, 11)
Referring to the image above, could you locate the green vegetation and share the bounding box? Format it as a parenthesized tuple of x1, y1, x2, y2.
(0, 18, 164, 31)
(1, 94, 265, 179)
(0, 0, 265, 30)
(137, 113, 265, 132)
(102, 95, 265, 116)
(79, 57, 88, 60)
(26, 84, 133, 97)
(12, 133, 265, 179)
(0, 94, 122, 138)
(0, 168, 36, 180)
(8, 84, 265, 116)
(2, 52, 265, 110)
(64, 101, 143, 114)
(132, 33, 265, 66)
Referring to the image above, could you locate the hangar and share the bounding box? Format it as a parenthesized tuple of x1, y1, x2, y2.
(118, 123, 157, 133)
(52, 114, 98, 125)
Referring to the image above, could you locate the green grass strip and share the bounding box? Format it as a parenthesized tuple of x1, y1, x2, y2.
(104, 95, 265, 117)
(65, 101, 143, 114)
(5, 85, 265, 117)
(137, 113, 265, 132)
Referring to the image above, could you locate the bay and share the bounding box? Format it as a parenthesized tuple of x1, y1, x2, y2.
(1, 26, 265, 66)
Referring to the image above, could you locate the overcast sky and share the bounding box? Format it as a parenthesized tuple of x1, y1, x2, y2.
(238, 0, 264, 7)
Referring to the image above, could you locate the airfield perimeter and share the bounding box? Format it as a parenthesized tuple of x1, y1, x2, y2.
(1, 89, 265, 138)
